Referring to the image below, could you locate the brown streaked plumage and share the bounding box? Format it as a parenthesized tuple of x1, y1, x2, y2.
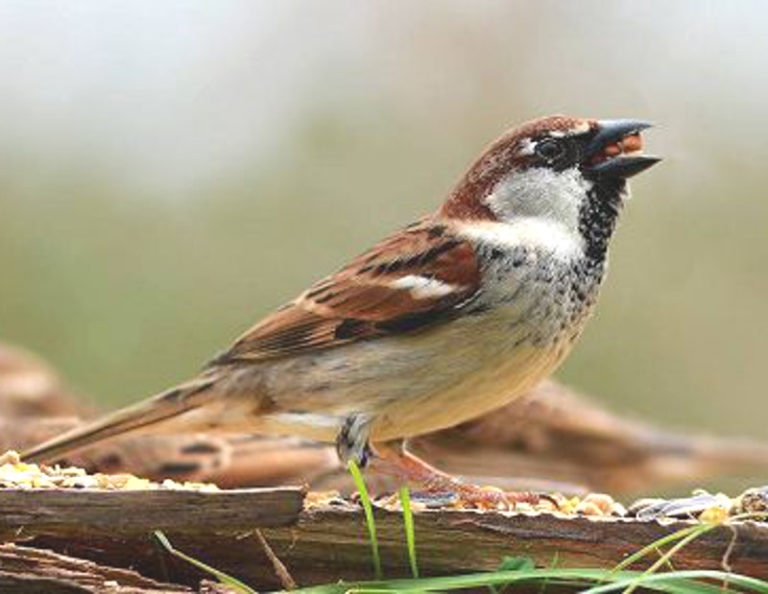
(214, 219, 482, 364)
(22, 115, 660, 506)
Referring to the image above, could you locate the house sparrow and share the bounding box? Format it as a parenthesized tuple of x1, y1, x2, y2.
(22, 115, 660, 503)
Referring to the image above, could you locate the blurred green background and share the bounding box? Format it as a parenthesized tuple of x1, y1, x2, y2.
(2, 1, 767, 444)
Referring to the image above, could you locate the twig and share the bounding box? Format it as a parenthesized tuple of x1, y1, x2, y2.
(255, 529, 297, 590)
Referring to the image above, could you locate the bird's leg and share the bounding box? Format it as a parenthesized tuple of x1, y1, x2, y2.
(335, 414, 374, 468)
(370, 439, 557, 510)
(335, 420, 558, 510)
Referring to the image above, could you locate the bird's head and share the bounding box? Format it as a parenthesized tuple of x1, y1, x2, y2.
(442, 115, 660, 258)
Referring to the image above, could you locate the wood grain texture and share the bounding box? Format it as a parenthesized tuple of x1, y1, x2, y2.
(0, 487, 304, 538)
(260, 507, 768, 581)
(2, 489, 767, 590)
(0, 544, 192, 593)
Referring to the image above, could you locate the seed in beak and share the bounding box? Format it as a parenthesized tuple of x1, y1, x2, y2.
(590, 133, 645, 165)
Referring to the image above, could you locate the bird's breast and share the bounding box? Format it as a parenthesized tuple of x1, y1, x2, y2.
(252, 253, 605, 444)
(369, 265, 602, 440)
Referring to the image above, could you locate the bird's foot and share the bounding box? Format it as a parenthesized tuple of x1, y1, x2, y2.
(371, 442, 563, 511)
(384, 485, 551, 511)
(448, 482, 561, 511)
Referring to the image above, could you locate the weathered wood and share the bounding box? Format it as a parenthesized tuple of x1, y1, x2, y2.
(0, 543, 193, 593)
(3, 491, 767, 590)
(0, 487, 305, 539)
(260, 507, 768, 581)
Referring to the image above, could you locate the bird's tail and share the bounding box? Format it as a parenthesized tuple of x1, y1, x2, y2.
(21, 376, 218, 464)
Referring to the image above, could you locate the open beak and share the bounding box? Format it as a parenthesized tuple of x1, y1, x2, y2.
(585, 119, 661, 179)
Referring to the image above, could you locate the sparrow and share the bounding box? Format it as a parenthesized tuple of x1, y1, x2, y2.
(22, 115, 660, 503)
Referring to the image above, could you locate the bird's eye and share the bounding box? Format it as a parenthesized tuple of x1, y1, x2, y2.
(535, 139, 566, 162)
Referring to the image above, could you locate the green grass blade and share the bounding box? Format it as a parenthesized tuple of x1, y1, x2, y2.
(621, 525, 716, 594)
(583, 570, 768, 594)
(295, 567, 768, 594)
(536, 552, 560, 594)
(497, 556, 535, 571)
(348, 459, 383, 580)
(610, 524, 710, 574)
(293, 568, 615, 593)
(399, 486, 419, 579)
(153, 530, 257, 594)
(346, 589, 429, 594)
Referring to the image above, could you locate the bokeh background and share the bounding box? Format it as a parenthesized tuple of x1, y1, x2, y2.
(2, 1, 767, 443)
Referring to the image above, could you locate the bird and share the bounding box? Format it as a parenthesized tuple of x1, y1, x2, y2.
(22, 115, 660, 504)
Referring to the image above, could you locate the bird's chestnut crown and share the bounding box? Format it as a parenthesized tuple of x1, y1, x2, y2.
(442, 115, 660, 221)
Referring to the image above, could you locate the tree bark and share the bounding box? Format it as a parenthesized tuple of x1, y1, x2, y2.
(0, 543, 193, 593)
(1, 488, 767, 590)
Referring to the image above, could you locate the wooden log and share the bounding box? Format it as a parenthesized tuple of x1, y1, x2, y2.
(2, 488, 767, 590)
(0, 543, 192, 593)
(258, 507, 768, 583)
(0, 487, 304, 539)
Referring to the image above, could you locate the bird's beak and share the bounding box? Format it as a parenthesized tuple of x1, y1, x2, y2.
(585, 119, 661, 179)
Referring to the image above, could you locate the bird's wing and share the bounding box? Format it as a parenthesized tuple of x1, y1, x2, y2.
(210, 219, 482, 364)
